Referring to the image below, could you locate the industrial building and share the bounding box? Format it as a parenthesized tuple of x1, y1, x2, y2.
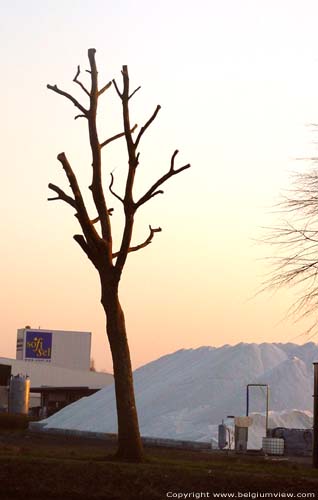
(0, 327, 113, 416)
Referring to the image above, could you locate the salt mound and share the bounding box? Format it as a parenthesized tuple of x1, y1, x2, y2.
(38, 342, 317, 443)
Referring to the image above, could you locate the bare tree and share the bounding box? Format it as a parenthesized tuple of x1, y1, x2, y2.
(47, 49, 190, 461)
(265, 163, 318, 337)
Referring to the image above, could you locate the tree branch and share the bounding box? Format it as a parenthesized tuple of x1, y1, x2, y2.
(112, 79, 122, 98)
(98, 81, 112, 96)
(100, 124, 137, 149)
(109, 173, 124, 204)
(73, 234, 91, 257)
(91, 208, 113, 224)
(136, 150, 191, 209)
(86, 48, 112, 245)
(112, 226, 162, 258)
(261, 165, 318, 334)
(56, 152, 100, 246)
(48, 183, 76, 209)
(134, 105, 161, 150)
(114, 65, 139, 273)
(129, 86, 141, 100)
(73, 65, 90, 96)
(47, 84, 88, 116)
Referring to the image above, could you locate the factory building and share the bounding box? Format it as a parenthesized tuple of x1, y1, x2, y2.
(15, 327, 93, 370)
(0, 327, 113, 416)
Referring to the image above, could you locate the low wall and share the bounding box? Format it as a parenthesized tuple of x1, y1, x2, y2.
(28, 422, 212, 451)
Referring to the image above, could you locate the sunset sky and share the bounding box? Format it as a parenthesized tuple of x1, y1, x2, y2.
(2, 0, 318, 372)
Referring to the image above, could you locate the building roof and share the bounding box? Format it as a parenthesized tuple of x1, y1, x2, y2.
(0, 357, 113, 390)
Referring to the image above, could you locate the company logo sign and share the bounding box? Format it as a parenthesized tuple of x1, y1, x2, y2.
(25, 331, 52, 360)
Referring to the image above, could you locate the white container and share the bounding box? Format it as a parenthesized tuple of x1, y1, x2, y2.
(9, 375, 30, 414)
(218, 423, 228, 449)
(262, 437, 284, 456)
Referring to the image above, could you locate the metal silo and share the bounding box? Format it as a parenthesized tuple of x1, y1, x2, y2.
(8, 375, 30, 414)
(218, 421, 228, 449)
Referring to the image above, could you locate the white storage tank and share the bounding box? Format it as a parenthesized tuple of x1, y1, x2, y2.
(218, 423, 228, 449)
(9, 375, 30, 415)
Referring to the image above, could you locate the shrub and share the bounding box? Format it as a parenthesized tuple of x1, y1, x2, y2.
(0, 413, 31, 430)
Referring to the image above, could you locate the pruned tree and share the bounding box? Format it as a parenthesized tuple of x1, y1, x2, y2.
(47, 49, 190, 461)
(264, 162, 318, 338)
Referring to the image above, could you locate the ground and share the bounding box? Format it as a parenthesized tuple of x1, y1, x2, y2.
(0, 430, 318, 499)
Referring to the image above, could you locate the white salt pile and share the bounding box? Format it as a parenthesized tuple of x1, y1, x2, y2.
(37, 342, 317, 446)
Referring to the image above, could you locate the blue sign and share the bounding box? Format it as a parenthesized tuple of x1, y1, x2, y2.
(25, 331, 52, 359)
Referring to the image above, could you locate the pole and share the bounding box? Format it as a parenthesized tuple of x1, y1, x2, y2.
(313, 363, 318, 468)
(265, 385, 269, 437)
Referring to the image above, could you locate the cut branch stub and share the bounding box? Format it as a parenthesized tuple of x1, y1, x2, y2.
(98, 81, 112, 96)
(91, 209, 113, 224)
(112, 225, 162, 258)
(101, 124, 137, 149)
(55, 152, 102, 251)
(73, 234, 91, 257)
(112, 79, 122, 98)
(48, 183, 76, 209)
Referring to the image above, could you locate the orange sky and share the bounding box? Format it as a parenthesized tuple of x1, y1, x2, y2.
(1, 1, 318, 372)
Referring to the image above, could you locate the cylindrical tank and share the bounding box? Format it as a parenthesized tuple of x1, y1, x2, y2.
(218, 423, 228, 449)
(8, 375, 30, 414)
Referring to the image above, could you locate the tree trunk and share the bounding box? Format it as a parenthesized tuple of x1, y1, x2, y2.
(101, 278, 144, 461)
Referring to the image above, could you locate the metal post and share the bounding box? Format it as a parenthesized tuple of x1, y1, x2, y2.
(265, 385, 269, 437)
(313, 363, 318, 468)
(246, 385, 250, 445)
